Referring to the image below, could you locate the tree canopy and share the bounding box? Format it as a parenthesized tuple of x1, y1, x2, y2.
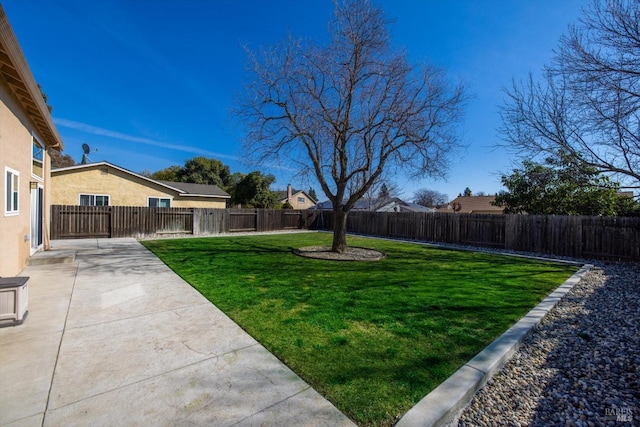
(493, 155, 639, 216)
(238, 0, 466, 252)
(499, 0, 640, 191)
(148, 157, 287, 208)
(150, 157, 232, 188)
(232, 171, 278, 208)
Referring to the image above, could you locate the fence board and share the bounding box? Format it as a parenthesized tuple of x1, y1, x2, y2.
(50, 206, 640, 261)
(51, 206, 312, 239)
(311, 210, 640, 261)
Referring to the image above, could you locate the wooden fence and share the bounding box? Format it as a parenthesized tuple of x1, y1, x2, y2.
(313, 210, 640, 261)
(50, 206, 640, 261)
(50, 206, 317, 239)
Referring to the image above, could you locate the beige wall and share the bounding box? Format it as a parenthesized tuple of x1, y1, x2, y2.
(51, 165, 226, 208)
(289, 192, 316, 209)
(0, 80, 51, 276)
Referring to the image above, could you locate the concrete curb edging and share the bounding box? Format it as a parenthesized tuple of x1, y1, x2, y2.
(395, 263, 594, 427)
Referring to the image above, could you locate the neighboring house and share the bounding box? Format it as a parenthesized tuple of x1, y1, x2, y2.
(1, 6, 64, 276)
(277, 184, 316, 209)
(51, 162, 230, 208)
(315, 197, 435, 213)
(437, 195, 503, 214)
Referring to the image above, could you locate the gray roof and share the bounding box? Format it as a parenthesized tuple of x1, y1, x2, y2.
(158, 181, 230, 198)
(314, 197, 434, 212)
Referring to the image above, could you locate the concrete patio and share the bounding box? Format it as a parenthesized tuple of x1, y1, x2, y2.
(0, 238, 354, 426)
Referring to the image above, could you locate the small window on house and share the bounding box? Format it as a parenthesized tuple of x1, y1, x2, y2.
(5, 168, 19, 215)
(298, 197, 306, 204)
(148, 197, 171, 208)
(32, 140, 44, 179)
(79, 194, 110, 206)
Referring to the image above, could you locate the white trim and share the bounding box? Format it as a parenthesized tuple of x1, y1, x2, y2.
(4, 166, 20, 216)
(30, 182, 44, 255)
(147, 196, 171, 208)
(79, 193, 110, 206)
(31, 136, 45, 180)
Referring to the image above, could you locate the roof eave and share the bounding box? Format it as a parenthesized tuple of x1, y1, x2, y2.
(177, 193, 231, 199)
(52, 162, 231, 199)
(0, 6, 64, 150)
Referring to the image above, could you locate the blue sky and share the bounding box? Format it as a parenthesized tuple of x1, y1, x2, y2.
(3, 0, 587, 201)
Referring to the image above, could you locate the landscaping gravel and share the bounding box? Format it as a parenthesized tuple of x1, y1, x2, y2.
(458, 260, 639, 427)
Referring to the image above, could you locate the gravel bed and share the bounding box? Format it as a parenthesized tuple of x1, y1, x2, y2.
(458, 260, 639, 426)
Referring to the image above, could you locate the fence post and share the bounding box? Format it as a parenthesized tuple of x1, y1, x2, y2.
(193, 209, 200, 236)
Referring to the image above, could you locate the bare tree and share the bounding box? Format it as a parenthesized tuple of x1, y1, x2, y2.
(238, 0, 466, 252)
(414, 188, 448, 208)
(50, 149, 75, 168)
(499, 0, 640, 190)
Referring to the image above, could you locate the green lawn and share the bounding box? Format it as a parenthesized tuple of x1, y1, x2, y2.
(142, 233, 577, 426)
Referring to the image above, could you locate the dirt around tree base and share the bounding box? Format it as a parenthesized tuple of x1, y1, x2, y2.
(294, 245, 386, 261)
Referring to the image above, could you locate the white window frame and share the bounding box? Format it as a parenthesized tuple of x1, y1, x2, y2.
(5, 167, 19, 216)
(147, 197, 171, 208)
(31, 137, 44, 180)
(297, 197, 306, 204)
(79, 194, 110, 206)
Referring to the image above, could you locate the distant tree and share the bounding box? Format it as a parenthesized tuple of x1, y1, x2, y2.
(475, 191, 487, 196)
(50, 150, 75, 168)
(178, 156, 231, 187)
(37, 83, 53, 113)
(378, 183, 390, 199)
(499, 0, 640, 191)
(462, 187, 472, 197)
(238, 0, 466, 253)
(232, 171, 278, 208)
(414, 188, 448, 208)
(308, 187, 318, 202)
(151, 165, 181, 182)
(225, 172, 244, 199)
(493, 155, 631, 215)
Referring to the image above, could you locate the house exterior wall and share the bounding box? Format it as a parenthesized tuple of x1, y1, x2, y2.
(51, 165, 226, 208)
(0, 80, 51, 276)
(288, 191, 316, 209)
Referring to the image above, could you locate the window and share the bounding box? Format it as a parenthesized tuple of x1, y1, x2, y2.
(32, 139, 44, 179)
(297, 197, 306, 204)
(148, 197, 171, 208)
(79, 194, 110, 206)
(5, 168, 19, 215)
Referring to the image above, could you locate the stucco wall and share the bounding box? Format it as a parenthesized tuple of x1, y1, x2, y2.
(0, 80, 49, 276)
(51, 165, 226, 208)
(289, 192, 316, 209)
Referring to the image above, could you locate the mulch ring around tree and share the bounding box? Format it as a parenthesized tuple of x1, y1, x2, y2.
(294, 246, 386, 261)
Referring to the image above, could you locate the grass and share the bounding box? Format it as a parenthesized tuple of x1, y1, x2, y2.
(142, 232, 577, 426)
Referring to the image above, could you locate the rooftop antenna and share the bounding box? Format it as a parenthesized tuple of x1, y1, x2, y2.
(81, 143, 95, 164)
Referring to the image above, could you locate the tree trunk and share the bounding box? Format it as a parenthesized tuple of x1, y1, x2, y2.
(332, 207, 348, 253)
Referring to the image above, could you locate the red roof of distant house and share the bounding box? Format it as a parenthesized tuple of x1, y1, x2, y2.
(437, 196, 503, 214)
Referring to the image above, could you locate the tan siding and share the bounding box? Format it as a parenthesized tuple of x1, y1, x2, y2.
(284, 191, 316, 209)
(51, 164, 227, 208)
(0, 81, 43, 275)
(172, 198, 226, 208)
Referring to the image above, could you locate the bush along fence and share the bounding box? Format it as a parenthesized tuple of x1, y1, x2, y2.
(50, 206, 639, 261)
(313, 210, 640, 261)
(50, 205, 318, 240)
